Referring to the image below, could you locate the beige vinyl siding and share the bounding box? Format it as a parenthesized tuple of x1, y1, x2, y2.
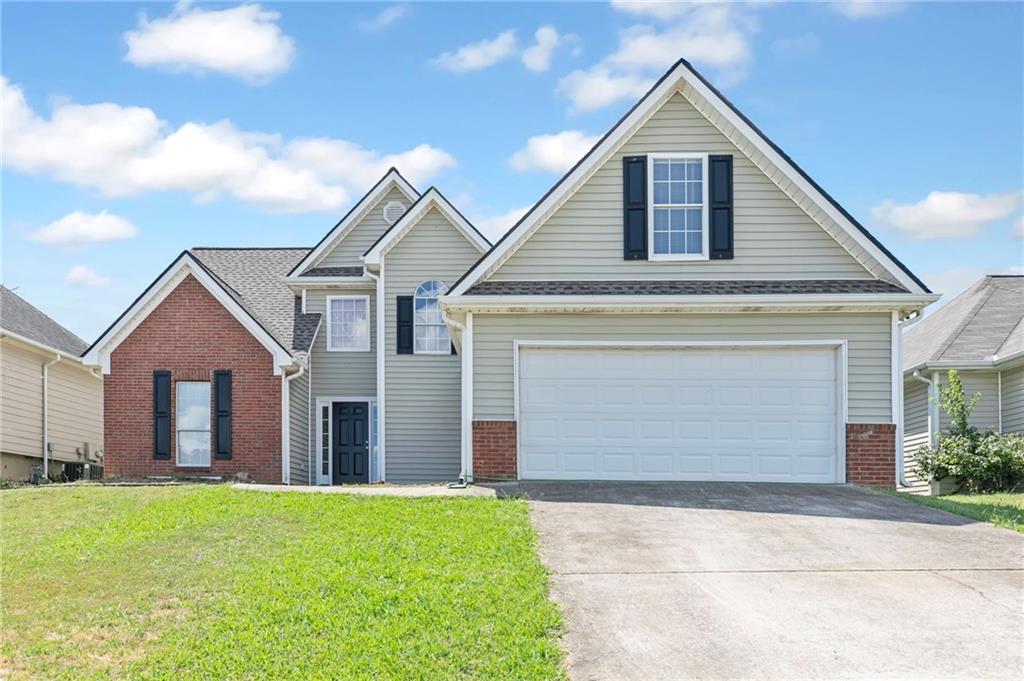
(318, 187, 412, 269)
(1, 338, 102, 463)
(936, 370, 1000, 433)
(306, 288, 377, 402)
(488, 92, 873, 282)
(289, 368, 310, 484)
(383, 207, 481, 482)
(901, 378, 931, 493)
(472, 312, 893, 423)
(1002, 365, 1024, 434)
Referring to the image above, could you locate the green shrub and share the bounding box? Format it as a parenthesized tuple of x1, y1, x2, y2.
(915, 370, 1024, 493)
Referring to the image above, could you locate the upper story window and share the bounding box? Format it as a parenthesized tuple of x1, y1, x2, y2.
(414, 280, 450, 354)
(649, 154, 708, 260)
(327, 295, 370, 351)
(176, 381, 210, 467)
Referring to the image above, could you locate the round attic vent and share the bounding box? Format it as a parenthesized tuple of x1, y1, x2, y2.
(382, 200, 407, 226)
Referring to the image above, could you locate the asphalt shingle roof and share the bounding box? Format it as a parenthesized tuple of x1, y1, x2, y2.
(190, 248, 320, 353)
(1, 285, 88, 355)
(300, 266, 365, 277)
(903, 275, 1024, 370)
(465, 279, 909, 296)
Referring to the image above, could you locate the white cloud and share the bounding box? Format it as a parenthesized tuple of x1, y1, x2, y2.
(1, 77, 456, 214)
(771, 33, 820, 59)
(521, 25, 580, 72)
(509, 130, 600, 173)
(474, 205, 530, 242)
(432, 30, 518, 73)
(558, 66, 654, 113)
(30, 211, 138, 246)
(123, 2, 295, 82)
(358, 4, 408, 32)
(561, 2, 759, 112)
(830, 2, 908, 20)
(1012, 216, 1024, 239)
(871, 190, 1022, 240)
(921, 264, 1024, 312)
(65, 265, 112, 287)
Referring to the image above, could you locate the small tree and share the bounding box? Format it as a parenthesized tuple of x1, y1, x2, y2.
(935, 370, 980, 439)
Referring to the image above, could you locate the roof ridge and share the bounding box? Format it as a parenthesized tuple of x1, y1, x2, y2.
(933, 278, 996, 361)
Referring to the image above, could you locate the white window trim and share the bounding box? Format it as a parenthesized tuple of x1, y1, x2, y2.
(414, 280, 451, 355)
(647, 152, 710, 262)
(175, 380, 212, 468)
(326, 295, 371, 352)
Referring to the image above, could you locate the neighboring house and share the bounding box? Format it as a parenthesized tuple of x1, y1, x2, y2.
(901, 275, 1024, 492)
(83, 59, 936, 486)
(1, 286, 104, 481)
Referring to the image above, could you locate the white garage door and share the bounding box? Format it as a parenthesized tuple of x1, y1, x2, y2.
(518, 345, 840, 483)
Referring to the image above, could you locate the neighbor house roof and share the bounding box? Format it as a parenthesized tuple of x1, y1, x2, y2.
(298, 266, 365, 278)
(903, 275, 1024, 371)
(0, 285, 88, 355)
(465, 280, 909, 296)
(190, 248, 319, 352)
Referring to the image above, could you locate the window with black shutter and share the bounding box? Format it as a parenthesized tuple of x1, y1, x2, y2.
(622, 155, 648, 260)
(153, 371, 171, 459)
(708, 154, 734, 259)
(213, 370, 232, 459)
(396, 296, 413, 354)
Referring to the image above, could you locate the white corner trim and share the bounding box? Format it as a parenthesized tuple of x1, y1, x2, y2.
(291, 169, 419, 275)
(324, 294, 371, 352)
(363, 189, 490, 266)
(449, 61, 928, 296)
(82, 253, 293, 375)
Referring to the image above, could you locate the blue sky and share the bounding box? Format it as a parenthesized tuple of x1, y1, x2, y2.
(2, 1, 1022, 340)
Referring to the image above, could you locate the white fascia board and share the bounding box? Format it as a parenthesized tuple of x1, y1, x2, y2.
(0, 329, 88, 364)
(83, 253, 294, 374)
(441, 293, 939, 314)
(290, 170, 419, 275)
(449, 61, 928, 296)
(363, 189, 490, 266)
(904, 351, 1024, 375)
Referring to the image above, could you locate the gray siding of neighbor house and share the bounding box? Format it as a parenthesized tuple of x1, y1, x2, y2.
(289, 367, 310, 484)
(318, 187, 413, 269)
(487, 92, 873, 282)
(1002, 365, 1024, 434)
(902, 378, 931, 494)
(937, 370, 1000, 433)
(383, 207, 482, 482)
(472, 312, 894, 423)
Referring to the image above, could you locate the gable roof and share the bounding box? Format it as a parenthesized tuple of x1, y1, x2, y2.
(903, 276, 1024, 371)
(82, 250, 297, 373)
(1, 285, 88, 356)
(449, 59, 930, 297)
(362, 187, 490, 266)
(288, 168, 419, 276)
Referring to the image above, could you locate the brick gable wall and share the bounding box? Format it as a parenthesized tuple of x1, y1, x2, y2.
(104, 274, 282, 482)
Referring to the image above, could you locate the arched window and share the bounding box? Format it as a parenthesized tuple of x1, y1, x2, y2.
(414, 280, 450, 354)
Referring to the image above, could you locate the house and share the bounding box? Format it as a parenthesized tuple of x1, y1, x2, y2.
(1, 286, 104, 481)
(83, 59, 937, 486)
(901, 275, 1024, 492)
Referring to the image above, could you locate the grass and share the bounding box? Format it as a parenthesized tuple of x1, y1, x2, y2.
(0, 485, 565, 680)
(885, 490, 1024, 533)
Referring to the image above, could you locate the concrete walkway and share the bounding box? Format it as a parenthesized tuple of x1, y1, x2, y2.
(233, 482, 496, 497)
(522, 482, 1024, 681)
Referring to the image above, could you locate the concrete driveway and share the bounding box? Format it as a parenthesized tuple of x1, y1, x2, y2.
(521, 482, 1024, 681)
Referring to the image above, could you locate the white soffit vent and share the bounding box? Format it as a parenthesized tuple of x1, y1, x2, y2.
(383, 200, 407, 226)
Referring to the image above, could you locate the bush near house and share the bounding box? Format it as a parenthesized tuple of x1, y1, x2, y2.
(916, 370, 1024, 493)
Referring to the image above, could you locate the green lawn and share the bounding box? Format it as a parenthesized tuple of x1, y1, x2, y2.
(0, 485, 564, 680)
(886, 490, 1024, 533)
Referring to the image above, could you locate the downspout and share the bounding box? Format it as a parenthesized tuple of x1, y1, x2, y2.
(997, 371, 1003, 433)
(911, 370, 939, 446)
(443, 311, 468, 486)
(365, 267, 385, 482)
(281, 361, 307, 485)
(42, 354, 62, 479)
(893, 312, 908, 487)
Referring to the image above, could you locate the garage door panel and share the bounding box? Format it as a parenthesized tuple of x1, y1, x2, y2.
(518, 346, 840, 483)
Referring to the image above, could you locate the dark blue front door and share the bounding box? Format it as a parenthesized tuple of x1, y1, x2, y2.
(332, 402, 369, 484)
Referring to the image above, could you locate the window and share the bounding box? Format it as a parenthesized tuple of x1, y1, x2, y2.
(649, 154, 708, 260)
(327, 296, 370, 351)
(176, 381, 210, 467)
(414, 280, 449, 354)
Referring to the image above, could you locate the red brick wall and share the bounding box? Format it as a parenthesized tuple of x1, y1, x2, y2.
(472, 421, 517, 480)
(104, 274, 282, 483)
(845, 423, 896, 487)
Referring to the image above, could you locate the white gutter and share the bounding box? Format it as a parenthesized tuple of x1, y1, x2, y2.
(281, 361, 307, 485)
(365, 267, 386, 482)
(442, 311, 471, 484)
(912, 370, 940, 447)
(42, 354, 62, 478)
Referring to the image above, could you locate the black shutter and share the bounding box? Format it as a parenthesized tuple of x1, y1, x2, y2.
(213, 370, 232, 460)
(708, 154, 734, 259)
(396, 296, 413, 354)
(623, 155, 648, 260)
(153, 371, 171, 459)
